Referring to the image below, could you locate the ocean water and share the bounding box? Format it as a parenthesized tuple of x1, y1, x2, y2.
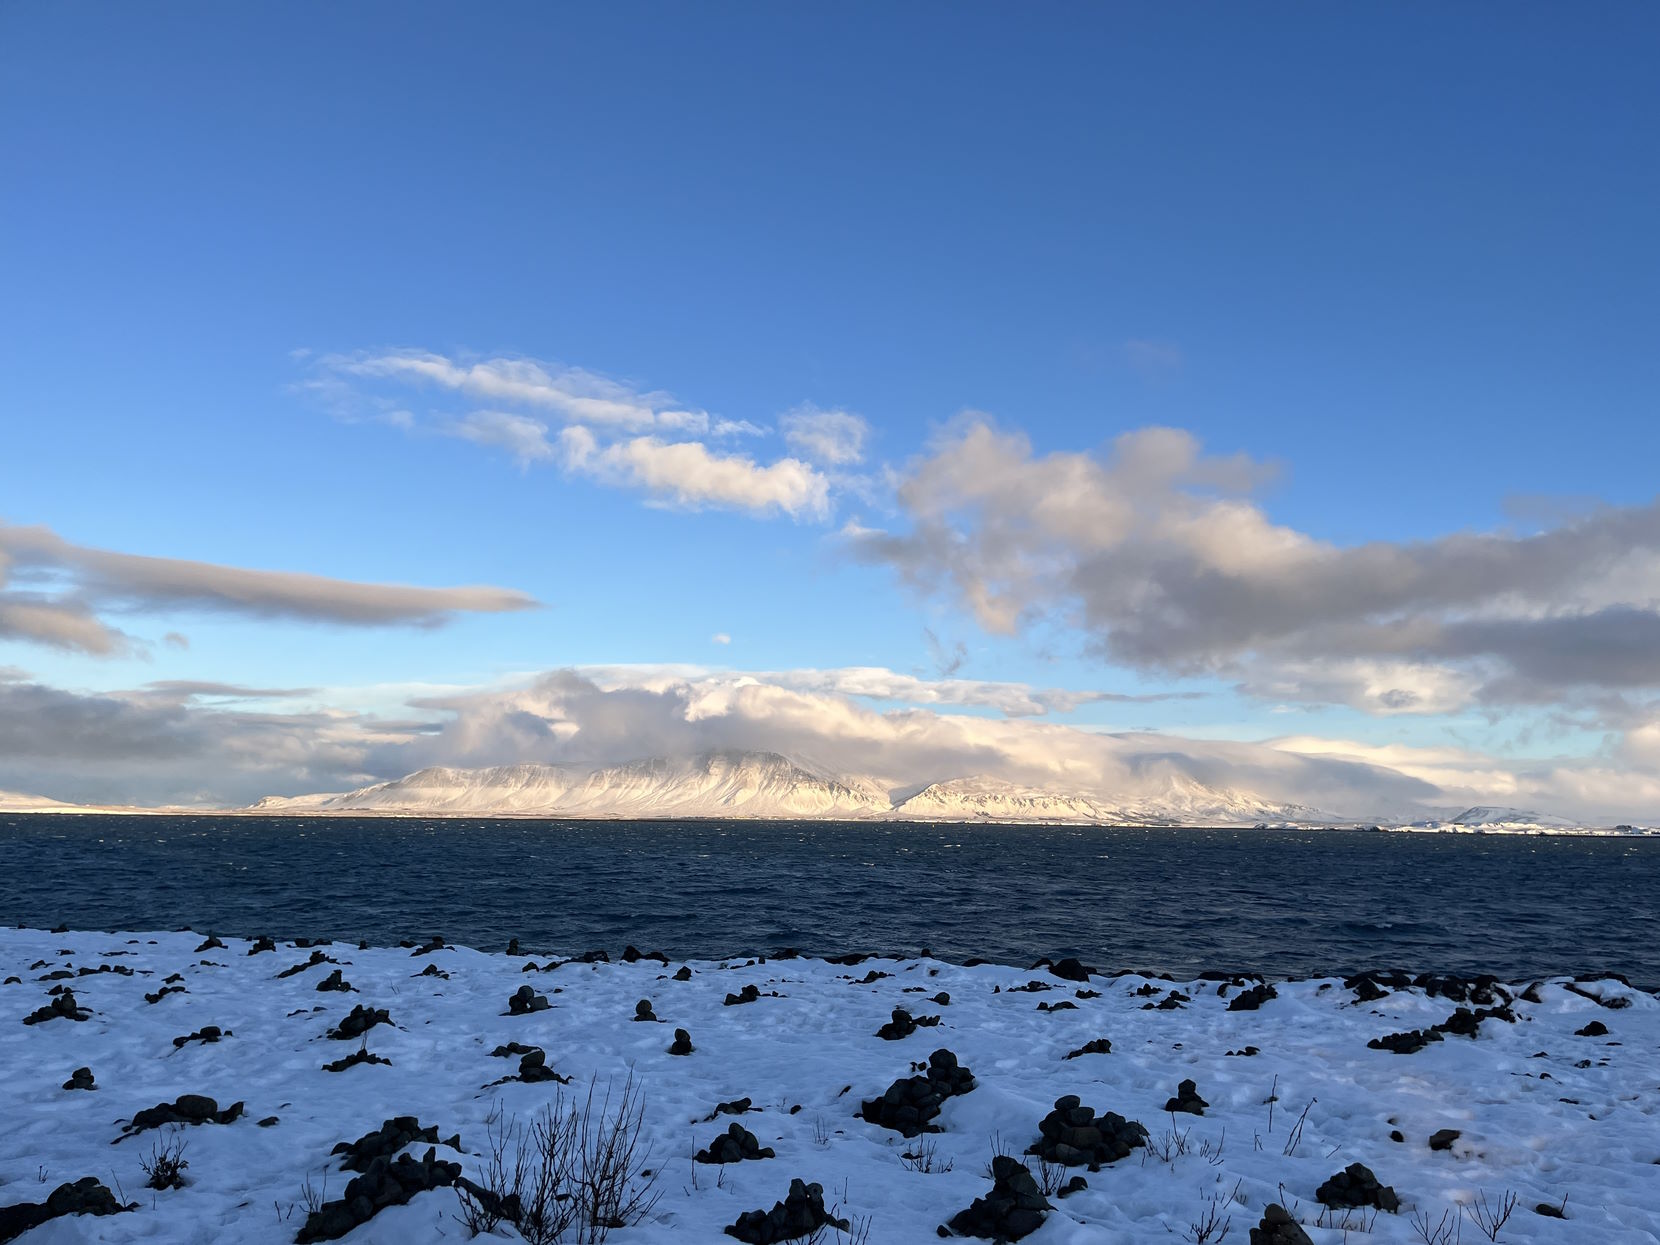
(3, 814, 1656, 986)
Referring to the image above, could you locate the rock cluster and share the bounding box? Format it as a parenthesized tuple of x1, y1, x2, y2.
(634, 999, 659, 1022)
(121, 1095, 244, 1138)
(249, 936, 276, 955)
(1367, 1028, 1443, 1055)
(1434, 1005, 1515, 1037)
(0, 1177, 133, 1242)
(194, 936, 225, 953)
(674, 965, 693, 981)
(859, 1049, 976, 1137)
(316, 969, 353, 993)
(328, 1004, 391, 1040)
(487, 1045, 568, 1085)
(1046, 957, 1092, 982)
(295, 1147, 460, 1243)
(939, 1154, 1052, 1241)
(704, 1097, 755, 1120)
(22, 991, 90, 1025)
(877, 1007, 941, 1040)
(62, 1067, 95, 1091)
(277, 950, 337, 979)
(695, 1123, 776, 1164)
(1163, 1079, 1208, 1115)
(172, 1025, 231, 1047)
(408, 936, 447, 956)
(1428, 1128, 1460, 1152)
(1248, 1203, 1313, 1244)
(669, 1028, 695, 1055)
(1228, 982, 1278, 1011)
(725, 1178, 849, 1244)
(725, 985, 762, 1006)
(1026, 1095, 1147, 1168)
(1315, 1163, 1400, 1213)
(1576, 1020, 1609, 1037)
(322, 1048, 392, 1073)
(145, 985, 187, 1004)
(623, 945, 669, 964)
(1064, 1038, 1112, 1059)
(331, 1117, 461, 1172)
(507, 985, 550, 1015)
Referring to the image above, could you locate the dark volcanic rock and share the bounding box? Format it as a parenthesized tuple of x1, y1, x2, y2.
(296, 1146, 460, 1243)
(1316, 1163, 1400, 1213)
(1433, 1005, 1515, 1037)
(1575, 1020, 1609, 1037)
(249, 936, 276, 955)
(507, 985, 550, 1015)
(623, 945, 669, 964)
(277, 950, 336, 979)
(1064, 1038, 1112, 1060)
(62, 1067, 96, 1091)
(1428, 1129, 1460, 1152)
(940, 1154, 1052, 1240)
(1027, 1095, 1147, 1168)
(331, 1117, 461, 1172)
(673, 965, 693, 981)
(695, 1123, 776, 1164)
(315, 969, 352, 993)
(1249, 1202, 1313, 1245)
(705, 1097, 755, 1120)
(860, 1049, 976, 1137)
(725, 1178, 848, 1244)
(1163, 1079, 1208, 1115)
(22, 990, 91, 1025)
(145, 985, 187, 1004)
(172, 1025, 231, 1047)
(633, 999, 659, 1022)
(669, 1028, 694, 1055)
(122, 1095, 243, 1138)
(725, 984, 762, 1006)
(1228, 982, 1279, 1011)
(322, 1048, 392, 1073)
(0, 1177, 133, 1243)
(327, 1004, 391, 1040)
(1048, 957, 1091, 983)
(1368, 1028, 1443, 1055)
(877, 1007, 941, 1040)
(490, 1046, 569, 1085)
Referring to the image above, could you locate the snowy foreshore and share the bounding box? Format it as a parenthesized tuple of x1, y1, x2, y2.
(2, 929, 1656, 1244)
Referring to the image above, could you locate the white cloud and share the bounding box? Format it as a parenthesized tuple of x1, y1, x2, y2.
(560, 427, 830, 519)
(711, 633, 732, 645)
(446, 411, 556, 465)
(780, 405, 870, 466)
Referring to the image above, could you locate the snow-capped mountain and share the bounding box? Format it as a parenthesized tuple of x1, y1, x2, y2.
(250, 752, 893, 820)
(250, 752, 1332, 825)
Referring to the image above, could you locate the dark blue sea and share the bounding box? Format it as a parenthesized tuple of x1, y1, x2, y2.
(3, 815, 1656, 986)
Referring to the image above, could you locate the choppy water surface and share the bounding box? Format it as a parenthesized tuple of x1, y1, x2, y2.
(3, 815, 1655, 985)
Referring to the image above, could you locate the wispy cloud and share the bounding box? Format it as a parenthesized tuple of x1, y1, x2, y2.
(780, 404, 870, 466)
(0, 522, 538, 655)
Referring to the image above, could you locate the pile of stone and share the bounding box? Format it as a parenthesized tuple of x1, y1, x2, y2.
(1433, 1005, 1515, 1037)
(1248, 1203, 1313, 1244)
(1163, 1079, 1208, 1115)
(673, 965, 693, 981)
(120, 1095, 243, 1139)
(0, 1177, 133, 1242)
(72, 963, 132, 979)
(1367, 1028, 1443, 1055)
(1044, 957, 1093, 982)
(1315, 1163, 1400, 1213)
(172, 1025, 231, 1047)
(858, 1049, 975, 1137)
(669, 1028, 695, 1055)
(724, 1179, 848, 1244)
(408, 936, 447, 957)
(62, 1067, 95, 1091)
(327, 1004, 391, 1040)
(331, 1117, 461, 1172)
(1227, 983, 1278, 1012)
(622, 945, 669, 964)
(1026, 1095, 1147, 1168)
(1064, 1038, 1112, 1059)
(315, 969, 352, 993)
(633, 999, 659, 1022)
(507, 985, 550, 1015)
(295, 1147, 460, 1243)
(145, 985, 187, 1005)
(939, 1155, 1051, 1241)
(876, 1008, 940, 1040)
(249, 936, 277, 955)
(725, 985, 763, 1006)
(1035, 1000, 1077, 1013)
(1576, 1020, 1609, 1037)
(323, 1048, 391, 1073)
(1428, 1129, 1460, 1152)
(487, 1045, 568, 1085)
(704, 1097, 755, 1120)
(22, 991, 90, 1025)
(695, 1123, 776, 1164)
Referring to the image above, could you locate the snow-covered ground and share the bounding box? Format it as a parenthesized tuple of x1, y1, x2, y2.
(2, 927, 1656, 1244)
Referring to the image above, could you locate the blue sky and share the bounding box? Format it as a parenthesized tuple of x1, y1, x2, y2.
(3, 5, 1659, 814)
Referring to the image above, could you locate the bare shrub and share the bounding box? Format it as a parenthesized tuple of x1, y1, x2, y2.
(1184, 1179, 1240, 1244)
(1412, 1207, 1463, 1245)
(1466, 1190, 1519, 1242)
(898, 1136, 953, 1175)
(140, 1129, 188, 1191)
